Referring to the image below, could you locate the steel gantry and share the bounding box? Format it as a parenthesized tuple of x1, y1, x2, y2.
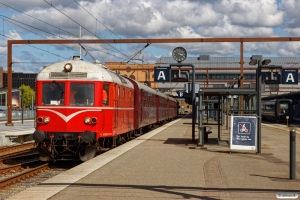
(6, 37, 300, 126)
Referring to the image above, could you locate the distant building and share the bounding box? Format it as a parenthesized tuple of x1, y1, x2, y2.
(1, 56, 300, 99)
(0, 66, 3, 89)
(2, 71, 37, 90)
(105, 62, 159, 89)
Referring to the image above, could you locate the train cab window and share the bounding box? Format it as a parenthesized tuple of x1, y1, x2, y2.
(42, 82, 65, 106)
(103, 84, 109, 106)
(70, 83, 94, 106)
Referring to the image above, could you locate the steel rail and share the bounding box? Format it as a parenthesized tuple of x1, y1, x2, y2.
(0, 142, 36, 157)
(0, 159, 41, 174)
(0, 163, 49, 188)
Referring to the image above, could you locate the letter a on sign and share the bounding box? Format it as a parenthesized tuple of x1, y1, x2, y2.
(286, 73, 295, 83)
(154, 67, 170, 82)
(158, 71, 166, 80)
(282, 69, 298, 85)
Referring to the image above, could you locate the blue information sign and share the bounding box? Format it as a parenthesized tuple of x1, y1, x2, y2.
(154, 67, 170, 82)
(230, 116, 257, 151)
(176, 90, 185, 98)
(282, 69, 298, 84)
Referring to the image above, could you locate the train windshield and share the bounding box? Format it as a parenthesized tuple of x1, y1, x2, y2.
(279, 102, 289, 113)
(70, 83, 94, 106)
(42, 82, 65, 106)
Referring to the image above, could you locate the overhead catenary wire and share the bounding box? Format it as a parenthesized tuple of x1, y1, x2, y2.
(0, 15, 77, 52)
(44, 0, 133, 61)
(2, 16, 121, 61)
(0, 33, 69, 60)
(0, 2, 130, 62)
(79, 44, 95, 60)
(126, 43, 151, 63)
(73, 0, 140, 52)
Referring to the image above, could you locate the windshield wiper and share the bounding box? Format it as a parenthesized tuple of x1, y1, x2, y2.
(52, 80, 64, 99)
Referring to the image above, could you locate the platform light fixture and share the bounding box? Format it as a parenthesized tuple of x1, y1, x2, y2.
(249, 55, 272, 154)
(262, 59, 271, 66)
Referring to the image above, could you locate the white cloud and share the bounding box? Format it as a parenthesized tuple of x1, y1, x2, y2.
(1, 0, 300, 71)
(280, 0, 300, 28)
(218, 0, 284, 27)
(278, 42, 300, 57)
(6, 30, 22, 40)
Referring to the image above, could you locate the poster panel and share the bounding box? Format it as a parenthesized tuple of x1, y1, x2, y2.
(230, 116, 257, 151)
(12, 90, 20, 108)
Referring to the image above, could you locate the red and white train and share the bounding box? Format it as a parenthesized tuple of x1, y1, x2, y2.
(33, 56, 178, 161)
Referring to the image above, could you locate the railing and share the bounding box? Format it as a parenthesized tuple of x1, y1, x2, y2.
(0, 109, 35, 121)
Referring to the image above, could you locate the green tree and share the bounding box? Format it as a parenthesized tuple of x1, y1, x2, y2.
(19, 84, 35, 108)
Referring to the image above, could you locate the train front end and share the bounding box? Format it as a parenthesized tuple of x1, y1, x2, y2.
(33, 57, 113, 162)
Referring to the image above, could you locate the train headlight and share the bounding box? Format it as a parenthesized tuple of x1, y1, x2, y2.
(84, 117, 91, 124)
(37, 117, 43, 123)
(64, 63, 72, 72)
(91, 117, 98, 124)
(44, 117, 50, 123)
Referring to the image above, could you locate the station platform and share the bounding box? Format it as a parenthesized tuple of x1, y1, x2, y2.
(0, 120, 34, 145)
(7, 115, 300, 200)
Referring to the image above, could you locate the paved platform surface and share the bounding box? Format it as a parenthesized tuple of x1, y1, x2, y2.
(8, 115, 300, 200)
(0, 120, 34, 145)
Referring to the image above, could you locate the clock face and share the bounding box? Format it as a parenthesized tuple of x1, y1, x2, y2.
(172, 47, 187, 62)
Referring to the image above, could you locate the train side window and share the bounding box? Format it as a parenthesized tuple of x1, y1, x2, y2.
(103, 84, 109, 106)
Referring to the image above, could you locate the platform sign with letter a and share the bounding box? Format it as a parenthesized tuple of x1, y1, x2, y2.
(282, 69, 298, 84)
(230, 116, 257, 151)
(154, 67, 170, 82)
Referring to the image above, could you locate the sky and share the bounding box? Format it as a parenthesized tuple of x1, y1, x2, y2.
(0, 0, 300, 73)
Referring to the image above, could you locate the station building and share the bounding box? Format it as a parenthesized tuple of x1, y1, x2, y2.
(0, 56, 300, 111)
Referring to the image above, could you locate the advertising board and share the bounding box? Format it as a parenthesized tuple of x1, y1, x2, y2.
(230, 116, 257, 151)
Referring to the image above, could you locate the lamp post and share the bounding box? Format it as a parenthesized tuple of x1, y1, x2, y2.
(21, 88, 24, 124)
(249, 55, 271, 154)
(170, 63, 195, 142)
(31, 93, 34, 118)
(288, 125, 297, 180)
(31, 93, 34, 109)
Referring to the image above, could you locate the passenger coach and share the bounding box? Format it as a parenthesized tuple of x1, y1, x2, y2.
(33, 56, 177, 162)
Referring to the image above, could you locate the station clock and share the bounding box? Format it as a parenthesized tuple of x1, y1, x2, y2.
(172, 47, 187, 62)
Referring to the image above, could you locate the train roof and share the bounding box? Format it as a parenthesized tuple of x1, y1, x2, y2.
(166, 95, 177, 102)
(126, 77, 176, 100)
(262, 91, 300, 101)
(126, 77, 161, 95)
(36, 57, 134, 89)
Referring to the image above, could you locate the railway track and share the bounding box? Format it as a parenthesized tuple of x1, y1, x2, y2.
(0, 142, 36, 159)
(0, 121, 170, 199)
(0, 159, 80, 199)
(0, 163, 49, 188)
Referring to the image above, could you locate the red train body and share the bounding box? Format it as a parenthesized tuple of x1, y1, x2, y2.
(33, 56, 178, 161)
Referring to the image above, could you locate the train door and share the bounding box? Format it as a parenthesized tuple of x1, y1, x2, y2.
(114, 85, 120, 132)
(102, 83, 110, 134)
(141, 90, 143, 122)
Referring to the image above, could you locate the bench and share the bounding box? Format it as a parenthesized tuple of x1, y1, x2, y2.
(204, 126, 212, 142)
